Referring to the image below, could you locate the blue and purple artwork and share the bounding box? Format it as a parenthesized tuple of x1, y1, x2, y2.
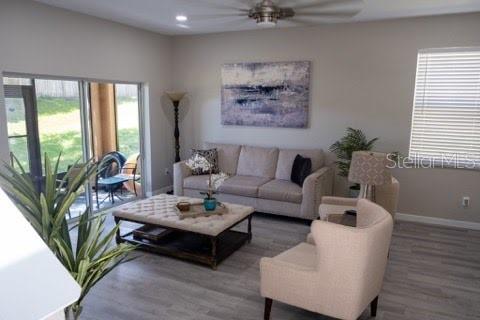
(221, 61, 310, 128)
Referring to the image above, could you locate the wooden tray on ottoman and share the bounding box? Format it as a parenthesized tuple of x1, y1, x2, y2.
(174, 202, 228, 220)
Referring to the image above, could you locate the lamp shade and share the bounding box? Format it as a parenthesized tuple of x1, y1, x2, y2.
(348, 151, 388, 186)
(165, 91, 186, 102)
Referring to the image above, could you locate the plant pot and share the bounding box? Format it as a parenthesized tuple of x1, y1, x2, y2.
(349, 185, 361, 198)
(203, 198, 217, 211)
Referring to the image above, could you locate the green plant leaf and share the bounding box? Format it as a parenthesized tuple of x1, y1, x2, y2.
(53, 237, 75, 271)
(329, 128, 379, 178)
(0, 152, 135, 314)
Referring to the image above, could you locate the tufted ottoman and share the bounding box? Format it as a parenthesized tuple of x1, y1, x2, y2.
(113, 194, 255, 269)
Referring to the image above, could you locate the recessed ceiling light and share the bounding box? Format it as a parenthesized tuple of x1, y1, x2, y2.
(176, 15, 188, 22)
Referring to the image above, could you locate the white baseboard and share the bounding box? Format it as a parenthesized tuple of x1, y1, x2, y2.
(396, 212, 480, 231)
(146, 185, 173, 197)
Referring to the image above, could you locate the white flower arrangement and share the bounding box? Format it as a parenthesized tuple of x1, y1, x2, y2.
(210, 172, 229, 191)
(185, 154, 229, 199)
(185, 154, 212, 172)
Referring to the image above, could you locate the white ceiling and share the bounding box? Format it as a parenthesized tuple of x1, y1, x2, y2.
(34, 0, 480, 35)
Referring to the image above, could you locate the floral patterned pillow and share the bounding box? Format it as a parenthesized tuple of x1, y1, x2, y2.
(189, 148, 219, 175)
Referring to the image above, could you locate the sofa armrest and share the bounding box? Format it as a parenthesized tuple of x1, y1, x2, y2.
(173, 161, 192, 196)
(301, 167, 334, 219)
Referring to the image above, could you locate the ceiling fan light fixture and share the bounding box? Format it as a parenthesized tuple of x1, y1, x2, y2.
(214, 0, 363, 29)
(249, 0, 279, 28)
(256, 15, 277, 27)
(175, 15, 188, 22)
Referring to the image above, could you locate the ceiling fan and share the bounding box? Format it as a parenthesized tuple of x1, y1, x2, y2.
(248, 0, 295, 26)
(188, 0, 364, 28)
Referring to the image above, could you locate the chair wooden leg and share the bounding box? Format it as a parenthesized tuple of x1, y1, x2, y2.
(264, 298, 273, 320)
(371, 296, 379, 317)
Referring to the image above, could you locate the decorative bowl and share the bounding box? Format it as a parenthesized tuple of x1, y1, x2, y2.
(176, 201, 191, 212)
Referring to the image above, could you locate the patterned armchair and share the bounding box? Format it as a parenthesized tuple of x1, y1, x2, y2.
(260, 199, 394, 320)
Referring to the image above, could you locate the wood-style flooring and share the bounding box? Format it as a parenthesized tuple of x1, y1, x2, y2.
(81, 213, 480, 320)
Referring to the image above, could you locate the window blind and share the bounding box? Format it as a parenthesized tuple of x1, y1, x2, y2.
(409, 48, 480, 168)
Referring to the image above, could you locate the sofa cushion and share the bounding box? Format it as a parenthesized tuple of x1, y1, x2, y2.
(275, 148, 324, 180)
(218, 175, 271, 197)
(183, 175, 210, 190)
(236, 146, 279, 178)
(258, 179, 303, 204)
(291, 154, 312, 187)
(205, 142, 241, 175)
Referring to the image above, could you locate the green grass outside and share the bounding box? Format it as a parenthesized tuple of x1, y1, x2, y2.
(9, 137, 30, 170)
(11, 128, 140, 173)
(8, 96, 140, 172)
(117, 128, 141, 157)
(8, 96, 136, 123)
(6, 96, 80, 123)
(37, 97, 80, 117)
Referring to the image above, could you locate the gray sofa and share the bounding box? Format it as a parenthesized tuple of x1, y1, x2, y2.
(173, 143, 334, 220)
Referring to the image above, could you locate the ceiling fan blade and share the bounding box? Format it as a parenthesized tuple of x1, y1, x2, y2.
(286, 15, 348, 25)
(189, 0, 251, 12)
(205, 17, 253, 27)
(291, 0, 363, 11)
(295, 9, 361, 18)
(188, 13, 247, 21)
(230, 0, 256, 8)
(282, 17, 316, 26)
(273, 0, 291, 5)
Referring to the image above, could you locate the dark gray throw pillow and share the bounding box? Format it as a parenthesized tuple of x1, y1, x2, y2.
(190, 148, 219, 175)
(291, 154, 312, 187)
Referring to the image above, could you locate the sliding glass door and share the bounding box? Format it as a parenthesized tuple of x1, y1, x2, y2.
(35, 79, 84, 173)
(35, 79, 89, 217)
(3, 77, 89, 217)
(4, 81, 35, 174)
(3, 75, 144, 218)
(115, 84, 140, 156)
(89, 82, 142, 211)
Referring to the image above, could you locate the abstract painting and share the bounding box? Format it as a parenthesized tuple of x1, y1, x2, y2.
(221, 61, 310, 128)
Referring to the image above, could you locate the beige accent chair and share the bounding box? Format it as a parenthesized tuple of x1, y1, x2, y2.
(319, 176, 400, 221)
(174, 143, 334, 220)
(260, 199, 394, 320)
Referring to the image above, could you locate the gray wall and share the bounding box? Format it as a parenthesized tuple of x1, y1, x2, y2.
(0, 0, 174, 194)
(172, 13, 480, 223)
(1, 0, 480, 223)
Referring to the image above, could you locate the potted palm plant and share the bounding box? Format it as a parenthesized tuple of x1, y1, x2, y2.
(0, 154, 136, 319)
(329, 128, 379, 197)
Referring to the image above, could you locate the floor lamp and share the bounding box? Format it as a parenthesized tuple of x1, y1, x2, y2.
(166, 91, 186, 163)
(348, 151, 388, 202)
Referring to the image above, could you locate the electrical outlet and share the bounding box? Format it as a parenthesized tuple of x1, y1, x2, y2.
(462, 196, 470, 208)
(165, 168, 170, 175)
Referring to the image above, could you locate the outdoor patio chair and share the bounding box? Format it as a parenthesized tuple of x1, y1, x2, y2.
(95, 151, 127, 208)
(116, 153, 141, 196)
